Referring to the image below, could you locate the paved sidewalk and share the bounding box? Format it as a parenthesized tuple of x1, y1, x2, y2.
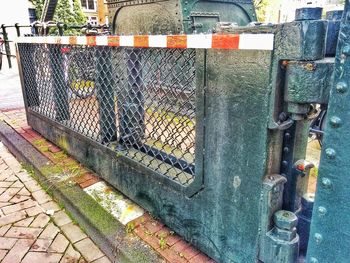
(0, 141, 110, 263)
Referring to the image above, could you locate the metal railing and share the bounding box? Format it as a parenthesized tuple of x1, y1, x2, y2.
(18, 42, 196, 186)
(1, 22, 110, 69)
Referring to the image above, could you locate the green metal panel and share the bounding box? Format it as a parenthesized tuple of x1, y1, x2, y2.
(107, 0, 256, 34)
(307, 3, 350, 263)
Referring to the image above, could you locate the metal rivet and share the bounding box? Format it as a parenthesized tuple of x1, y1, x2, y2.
(282, 161, 288, 167)
(283, 147, 289, 153)
(325, 148, 336, 159)
(330, 116, 342, 128)
(343, 45, 350, 55)
(336, 82, 348, 93)
(314, 233, 323, 244)
(310, 257, 319, 263)
(321, 178, 332, 189)
(318, 206, 327, 216)
(285, 133, 291, 139)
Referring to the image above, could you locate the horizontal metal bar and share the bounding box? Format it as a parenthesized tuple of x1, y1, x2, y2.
(135, 143, 195, 175)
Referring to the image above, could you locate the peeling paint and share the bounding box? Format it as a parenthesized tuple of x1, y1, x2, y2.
(233, 176, 241, 190)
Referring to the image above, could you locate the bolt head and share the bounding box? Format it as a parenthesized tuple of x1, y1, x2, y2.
(336, 82, 348, 93)
(274, 210, 298, 230)
(318, 206, 327, 216)
(321, 178, 332, 189)
(325, 148, 336, 159)
(314, 233, 323, 244)
(343, 45, 350, 55)
(310, 257, 319, 263)
(330, 116, 342, 128)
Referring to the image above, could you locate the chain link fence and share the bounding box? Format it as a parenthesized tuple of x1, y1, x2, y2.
(18, 43, 197, 186)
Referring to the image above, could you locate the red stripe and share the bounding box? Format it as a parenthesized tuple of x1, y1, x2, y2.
(107, 36, 120, 47)
(69, 36, 77, 45)
(167, 35, 187, 49)
(87, 36, 96, 46)
(134, 36, 149, 48)
(212, 35, 240, 49)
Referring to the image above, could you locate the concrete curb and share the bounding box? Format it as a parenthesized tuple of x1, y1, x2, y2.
(0, 120, 164, 263)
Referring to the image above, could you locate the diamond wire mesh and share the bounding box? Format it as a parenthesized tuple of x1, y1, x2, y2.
(18, 43, 196, 186)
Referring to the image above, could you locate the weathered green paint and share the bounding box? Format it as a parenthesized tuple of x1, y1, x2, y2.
(107, 0, 256, 34)
(307, 3, 350, 263)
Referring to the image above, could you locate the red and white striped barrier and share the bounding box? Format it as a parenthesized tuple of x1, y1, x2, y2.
(16, 34, 274, 50)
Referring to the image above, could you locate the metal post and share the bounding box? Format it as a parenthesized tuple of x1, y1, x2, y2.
(57, 22, 64, 36)
(119, 48, 145, 148)
(1, 25, 12, 68)
(96, 47, 117, 144)
(307, 2, 350, 262)
(49, 45, 70, 121)
(14, 23, 21, 37)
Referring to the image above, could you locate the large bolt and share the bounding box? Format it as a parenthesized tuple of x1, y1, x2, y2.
(274, 210, 298, 231)
(325, 148, 336, 159)
(336, 82, 348, 93)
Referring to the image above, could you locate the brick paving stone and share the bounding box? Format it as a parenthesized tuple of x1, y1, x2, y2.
(16, 172, 32, 183)
(49, 233, 69, 253)
(171, 240, 191, 254)
(2, 238, 35, 263)
(182, 246, 200, 260)
(0, 187, 21, 202)
(17, 187, 31, 196)
(0, 225, 11, 236)
(49, 145, 62, 153)
(74, 238, 104, 262)
(5, 175, 19, 182)
(26, 205, 43, 217)
(30, 238, 53, 252)
(5, 226, 42, 239)
(0, 210, 26, 226)
(0, 249, 7, 261)
(0, 236, 18, 249)
(41, 201, 61, 212)
(52, 211, 72, 227)
(0, 188, 8, 195)
(30, 213, 50, 228)
(9, 193, 31, 204)
(32, 189, 52, 204)
(61, 223, 87, 243)
(14, 217, 35, 227)
(2, 199, 36, 214)
(0, 181, 13, 188)
(61, 244, 81, 263)
(0, 202, 11, 208)
(92, 256, 112, 263)
(11, 181, 25, 188)
(21, 252, 63, 263)
(39, 222, 60, 240)
(79, 178, 100, 189)
(23, 180, 41, 192)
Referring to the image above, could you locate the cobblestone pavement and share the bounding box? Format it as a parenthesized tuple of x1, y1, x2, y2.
(0, 142, 111, 263)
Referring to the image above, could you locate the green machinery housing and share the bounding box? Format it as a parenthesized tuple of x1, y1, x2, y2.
(107, 0, 256, 34)
(15, 0, 350, 262)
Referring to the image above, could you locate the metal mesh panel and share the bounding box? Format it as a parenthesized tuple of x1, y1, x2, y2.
(18, 43, 196, 186)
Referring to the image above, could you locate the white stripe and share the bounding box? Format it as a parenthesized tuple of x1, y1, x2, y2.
(148, 35, 167, 48)
(15, 37, 26, 43)
(45, 36, 56, 44)
(238, 34, 274, 50)
(76, 36, 87, 45)
(120, 36, 134, 47)
(60, 36, 70, 45)
(187, 34, 212, 49)
(96, 36, 108, 46)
